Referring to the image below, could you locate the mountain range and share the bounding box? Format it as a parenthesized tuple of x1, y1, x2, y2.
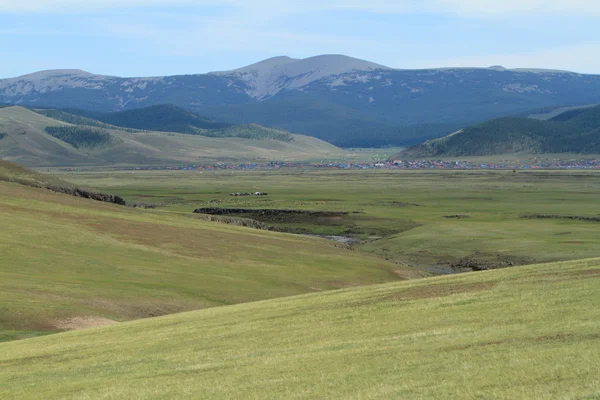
(3, 55, 600, 147)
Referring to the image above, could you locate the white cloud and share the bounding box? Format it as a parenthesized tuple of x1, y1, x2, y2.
(404, 43, 600, 74)
(3, 0, 600, 16)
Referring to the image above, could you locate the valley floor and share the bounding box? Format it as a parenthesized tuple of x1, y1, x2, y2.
(1, 167, 599, 399)
(58, 168, 600, 273)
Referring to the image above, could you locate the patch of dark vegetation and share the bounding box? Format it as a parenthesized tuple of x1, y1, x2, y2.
(46, 185, 126, 205)
(36, 109, 143, 132)
(193, 124, 294, 142)
(444, 214, 471, 219)
(385, 201, 423, 207)
(128, 202, 158, 209)
(194, 207, 348, 218)
(194, 207, 361, 235)
(521, 214, 600, 222)
(0, 132, 6, 140)
(195, 214, 272, 231)
(449, 251, 533, 271)
(45, 125, 114, 149)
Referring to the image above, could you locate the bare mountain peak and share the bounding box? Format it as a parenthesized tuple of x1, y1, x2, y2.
(212, 54, 391, 99)
(12, 69, 99, 80)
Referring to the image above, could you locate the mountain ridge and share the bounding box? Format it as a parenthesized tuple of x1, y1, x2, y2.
(3, 55, 600, 147)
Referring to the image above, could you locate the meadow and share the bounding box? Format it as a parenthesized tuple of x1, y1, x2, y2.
(1, 164, 599, 398)
(1, 257, 599, 399)
(0, 176, 418, 342)
(59, 168, 600, 273)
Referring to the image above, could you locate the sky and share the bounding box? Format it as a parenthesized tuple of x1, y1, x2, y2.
(1, 0, 600, 78)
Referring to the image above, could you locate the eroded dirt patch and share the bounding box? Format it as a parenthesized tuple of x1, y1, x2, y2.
(54, 316, 118, 331)
(570, 269, 600, 278)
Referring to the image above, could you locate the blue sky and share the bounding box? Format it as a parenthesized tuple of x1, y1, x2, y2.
(1, 0, 600, 78)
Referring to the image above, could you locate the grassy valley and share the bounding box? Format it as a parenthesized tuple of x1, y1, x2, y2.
(60, 168, 600, 273)
(0, 167, 416, 342)
(1, 162, 599, 398)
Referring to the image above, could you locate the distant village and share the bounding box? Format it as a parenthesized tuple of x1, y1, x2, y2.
(58, 159, 600, 173)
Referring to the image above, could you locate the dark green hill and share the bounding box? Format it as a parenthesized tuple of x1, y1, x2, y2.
(64, 104, 231, 133)
(41, 105, 298, 142)
(36, 109, 142, 132)
(400, 105, 600, 157)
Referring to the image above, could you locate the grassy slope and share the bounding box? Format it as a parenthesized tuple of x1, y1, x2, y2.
(0, 179, 415, 342)
(60, 169, 600, 272)
(0, 106, 344, 166)
(0, 106, 103, 166)
(1, 258, 599, 399)
(0, 159, 73, 188)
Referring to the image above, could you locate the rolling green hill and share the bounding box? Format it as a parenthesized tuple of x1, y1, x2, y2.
(400, 105, 600, 157)
(0, 171, 417, 342)
(0, 106, 344, 166)
(0, 257, 598, 398)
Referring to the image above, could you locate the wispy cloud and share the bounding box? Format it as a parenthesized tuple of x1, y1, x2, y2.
(1, 0, 599, 76)
(3, 0, 600, 16)
(406, 42, 600, 74)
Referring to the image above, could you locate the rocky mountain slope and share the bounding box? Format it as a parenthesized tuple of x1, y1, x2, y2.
(3, 55, 600, 146)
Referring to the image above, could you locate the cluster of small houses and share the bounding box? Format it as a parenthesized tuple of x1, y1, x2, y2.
(76, 159, 600, 173)
(230, 192, 269, 197)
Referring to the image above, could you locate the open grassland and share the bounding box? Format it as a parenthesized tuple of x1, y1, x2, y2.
(1, 258, 599, 399)
(0, 180, 415, 342)
(59, 169, 600, 272)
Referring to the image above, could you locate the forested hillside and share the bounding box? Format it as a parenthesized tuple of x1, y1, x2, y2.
(400, 105, 600, 157)
(63, 104, 231, 133)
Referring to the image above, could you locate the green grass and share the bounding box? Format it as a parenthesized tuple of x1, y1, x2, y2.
(1, 258, 599, 399)
(0, 180, 417, 341)
(58, 168, 600, 272)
